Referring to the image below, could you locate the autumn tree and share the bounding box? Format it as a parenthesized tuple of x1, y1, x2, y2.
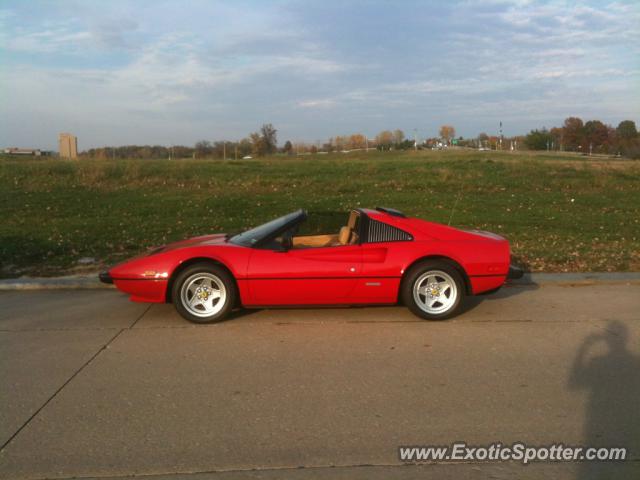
(584, 120, 609, 152)
(439, 125, 455, 144)
(562, 117, 584, 151)
(393, 129, 405, 144)
(348, 134, 366, 149)
(375, 130, 394, 150)
(549, 127, 563, 150)
(334, 136, 346, 151)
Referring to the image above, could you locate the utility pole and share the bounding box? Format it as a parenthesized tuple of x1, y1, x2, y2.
(499, 121, 503, 151)
(223, 142, 226, 161)
(365, 137, 369, 152)
(413, 128, 418, 151)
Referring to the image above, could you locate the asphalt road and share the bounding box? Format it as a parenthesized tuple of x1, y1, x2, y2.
(1, 283, 639, 480)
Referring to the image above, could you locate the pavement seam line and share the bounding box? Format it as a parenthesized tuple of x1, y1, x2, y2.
(17, 458, 640, 480)
(0, 305, 151, 453)
(128, 304, 152, 329)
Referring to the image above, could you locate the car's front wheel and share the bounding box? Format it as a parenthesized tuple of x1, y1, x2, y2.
(402, 260, 465, 320)
(172, 263, 236, 323)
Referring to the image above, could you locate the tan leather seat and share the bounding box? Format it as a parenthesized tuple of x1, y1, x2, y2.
(338, 226, 351, 245)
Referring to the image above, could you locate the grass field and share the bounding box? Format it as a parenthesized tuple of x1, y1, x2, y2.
(1, 149, 639, 277)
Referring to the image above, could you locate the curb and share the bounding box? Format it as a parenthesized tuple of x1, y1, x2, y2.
(508, 272, 640, 286)
(0, 274, 112, 290)
(1, 272, 639, 291)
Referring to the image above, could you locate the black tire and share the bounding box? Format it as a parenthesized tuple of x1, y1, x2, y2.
(401, 260, 465, 320)
(171, 262, 236, 324)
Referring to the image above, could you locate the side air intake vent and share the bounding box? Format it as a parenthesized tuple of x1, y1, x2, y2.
(367, 219, 413, 243)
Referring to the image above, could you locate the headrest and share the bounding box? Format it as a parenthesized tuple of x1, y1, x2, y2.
(347, 211, 358, 229)
(338, 226, 351, 245)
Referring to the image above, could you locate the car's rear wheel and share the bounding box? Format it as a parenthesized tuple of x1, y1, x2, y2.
(402, 260, 465, 320)
(172, 263, 236, 323)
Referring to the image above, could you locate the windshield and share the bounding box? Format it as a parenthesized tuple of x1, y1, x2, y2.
(229, 210, 304, 247)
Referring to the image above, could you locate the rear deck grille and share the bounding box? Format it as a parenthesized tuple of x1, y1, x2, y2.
(367, 219, 413, 243)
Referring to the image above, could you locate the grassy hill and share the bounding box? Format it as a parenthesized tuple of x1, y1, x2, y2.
(1, 149, 638, 276)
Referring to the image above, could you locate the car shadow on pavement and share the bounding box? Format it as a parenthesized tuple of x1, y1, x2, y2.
(568, 320, 640, 479)
(225, 307, 263, 322)
(458, 283, 540, 315)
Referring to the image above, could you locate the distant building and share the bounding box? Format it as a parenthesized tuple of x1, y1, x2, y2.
(59, 133, 78, 159)
(3, 147, 42, 156)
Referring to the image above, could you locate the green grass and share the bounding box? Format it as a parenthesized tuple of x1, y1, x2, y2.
(1, 149, 639, 276)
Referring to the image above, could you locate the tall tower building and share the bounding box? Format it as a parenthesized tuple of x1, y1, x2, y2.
(58, 133, 78, 159)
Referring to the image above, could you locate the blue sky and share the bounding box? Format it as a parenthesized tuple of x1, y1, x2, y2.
(1, 0, 638, 150)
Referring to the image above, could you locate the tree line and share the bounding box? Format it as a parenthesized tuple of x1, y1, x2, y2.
(82, 124, 279, 160)
(80, 119, 640, 160)
(524, 118, 639, 158)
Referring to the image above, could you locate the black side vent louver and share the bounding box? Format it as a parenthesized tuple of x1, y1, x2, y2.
(367, 219, 413, 243)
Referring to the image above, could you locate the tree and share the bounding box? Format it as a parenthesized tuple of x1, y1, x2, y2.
(260, 123, 278, 155)
(283, 140, 293, 155)
(194, 140, 212, 158)
(584, 120, 609, 153)
(393, 129, 405, 144)
(562, 117, 584, 151)
(524, 128, 553, 150)
(248, 124, 278, 156)
(616, 120, 638, 140)
(238, 138, 253, 157)
(334, 136, 346, 151)
(549, 127, 563, 150)
(249, 132, 263, 156)
(348, 134, 366, 149)
(375, 130, 394, 150)
(439, 125, 455, 144)
(616, 120, 640, 158)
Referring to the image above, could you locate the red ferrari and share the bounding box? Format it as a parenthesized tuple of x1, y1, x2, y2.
(100, 207, 522, 323)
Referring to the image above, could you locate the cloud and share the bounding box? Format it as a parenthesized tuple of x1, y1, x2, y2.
(0, 0, 638, 148)
(297, 99, 337, 109)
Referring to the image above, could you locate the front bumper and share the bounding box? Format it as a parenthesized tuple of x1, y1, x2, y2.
(507, 265, 524, 279)
(98, 271, 113, 284)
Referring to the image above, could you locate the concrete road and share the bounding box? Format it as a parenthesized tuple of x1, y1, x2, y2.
(0, 284, 639, 479)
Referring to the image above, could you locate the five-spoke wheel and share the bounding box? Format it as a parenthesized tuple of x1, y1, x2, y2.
(172, 263, 236, 323)
(402, 260, 464, 320)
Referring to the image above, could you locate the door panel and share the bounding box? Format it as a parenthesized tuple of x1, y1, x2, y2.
(354, 243, 403, 303)
(246, 246, 362, 305)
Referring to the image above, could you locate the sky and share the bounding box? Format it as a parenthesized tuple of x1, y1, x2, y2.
(0, 0, 638, 151)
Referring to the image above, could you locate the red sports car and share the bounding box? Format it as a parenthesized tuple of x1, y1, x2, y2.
(100, 207, 522, 323)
